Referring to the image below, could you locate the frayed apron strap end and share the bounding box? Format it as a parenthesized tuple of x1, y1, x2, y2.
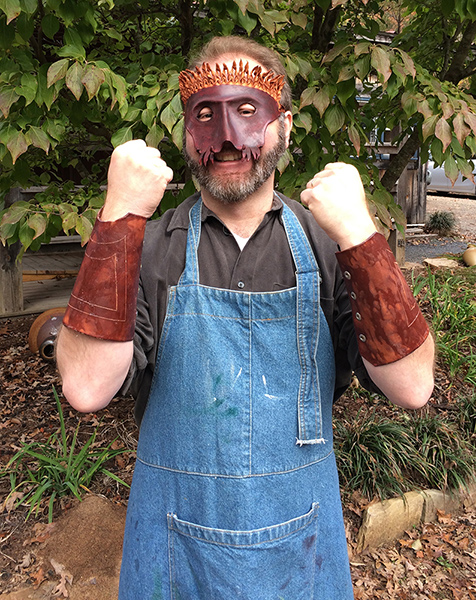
(296, 437, 327, 446)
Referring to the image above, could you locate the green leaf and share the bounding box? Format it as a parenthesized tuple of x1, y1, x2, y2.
(47, 59, 69, 88)
(237, 9, 257, 35)
(444, 154, 458, 185)
(171, 117, 184, 150)
(27, 213, 47, 240)
(401, 91, 417, 117)
(435, 117, 452, 152)
(61, 210, 78, 232)
(0, 201, 29, 225)
(260, 12, 276, 35)
(76, 215, 93, 243)
(285, 56, 300, 82)
(336, 77, 355, 105)
(81, 64, 105, 100)
(322, 42, 351, 64)
(7, 130, 28, 163)
(160, 102, 179, 134)
(455, 156, 475, 182)
(441, 0, 455, 17)
(398, 49, 416, 79)
(354, 55, 370, 80)
(0, 0, 21, 24)
(294, 111, 313, 134)
(294, 56, 312, 79)
(0, 85, 19, 117)
(167, 72, 179, 92)
(16, 73, 37, 106)
(371, 46, 391, 82)
(145, 122, 164, 148)
(18, 220, 34, 249)
(111, 125, 133, 148)
(313, 86, 333, 117)
(300, 87, 316, 109)
(324, 104, 345, 135)
(453, 112, 471, 148)
(21, 0, 37, 16)
(348, 124, 360, 156)
(463, 109, 476, 136)
(355, 41, 370, 57)
(422, 114, 439, 141)
(41, 13, 60, 39)
(291, 12, 307, 28)
(65, 62, 84, 101)
(27, 126, 50, 153)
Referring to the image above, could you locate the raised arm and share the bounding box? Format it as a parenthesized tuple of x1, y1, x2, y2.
(56, 140, 173, 412)
(301, 163, 434, 409)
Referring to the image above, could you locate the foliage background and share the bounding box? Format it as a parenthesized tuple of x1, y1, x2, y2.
(2, 0, 476, 253)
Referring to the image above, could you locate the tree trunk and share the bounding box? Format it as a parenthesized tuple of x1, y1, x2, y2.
(0, 189, 23, 316)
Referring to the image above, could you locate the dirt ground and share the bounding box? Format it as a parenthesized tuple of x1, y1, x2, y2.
(0, 193, 475, 599)
(425, 193, 476, 242)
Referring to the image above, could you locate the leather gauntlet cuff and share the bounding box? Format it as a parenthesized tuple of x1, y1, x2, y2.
(63, 211, 147, 341)
(336, 232, 429, 366)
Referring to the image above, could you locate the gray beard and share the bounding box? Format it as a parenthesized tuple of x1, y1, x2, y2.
(183, 121, 287, 205)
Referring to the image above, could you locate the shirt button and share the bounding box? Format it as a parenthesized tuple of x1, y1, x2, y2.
(350, 292, 357, 300)
(359, 334, 367, 342)
(344, 271, 352, 279)
(237, 281, 245, 289)
(355, 312, 362, 321)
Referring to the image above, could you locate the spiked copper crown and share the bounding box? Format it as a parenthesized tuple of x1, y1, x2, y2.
(179, 60, 285, 106)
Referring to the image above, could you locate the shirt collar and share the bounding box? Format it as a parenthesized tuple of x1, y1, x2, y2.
(165, 192, 283, 233)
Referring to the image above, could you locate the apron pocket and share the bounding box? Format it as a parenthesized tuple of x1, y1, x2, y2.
(167, 503, 319, 600)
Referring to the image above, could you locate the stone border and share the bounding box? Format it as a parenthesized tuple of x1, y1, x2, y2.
(356, 483, 476, 552)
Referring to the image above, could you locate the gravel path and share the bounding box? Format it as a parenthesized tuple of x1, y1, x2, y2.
(405, 193, 475, 264)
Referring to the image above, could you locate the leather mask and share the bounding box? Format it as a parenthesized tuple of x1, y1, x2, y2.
(184, 85, 282, 166)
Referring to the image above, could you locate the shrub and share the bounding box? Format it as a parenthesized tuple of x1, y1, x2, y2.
(424, 210, 456, 235)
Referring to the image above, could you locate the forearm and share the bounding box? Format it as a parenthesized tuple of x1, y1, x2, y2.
(56, 326, 133, 412)
(363, 333, 434, 408)
(336, 233, 434, 409)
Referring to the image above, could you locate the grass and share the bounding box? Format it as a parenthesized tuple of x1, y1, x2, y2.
(0, 388, 130, 522)
(414, 268, 476, 385)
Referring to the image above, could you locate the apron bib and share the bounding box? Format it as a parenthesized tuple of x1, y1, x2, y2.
(119, 198, 354, 599)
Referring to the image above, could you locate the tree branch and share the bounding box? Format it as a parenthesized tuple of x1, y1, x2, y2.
(380, 128, 421, 192)
(442, 19, 476, 83)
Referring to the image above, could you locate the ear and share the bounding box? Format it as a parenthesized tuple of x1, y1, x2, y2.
(283, 111, 293, 147)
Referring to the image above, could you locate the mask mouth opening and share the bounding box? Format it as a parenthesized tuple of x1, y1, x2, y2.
(202, 143, 260, 166)
(214, 143, 244, 163)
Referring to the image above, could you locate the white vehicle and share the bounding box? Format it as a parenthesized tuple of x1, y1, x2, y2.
(427, 159, 476, 196)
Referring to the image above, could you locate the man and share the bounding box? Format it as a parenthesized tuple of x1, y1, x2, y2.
(57, 36, 434, 599)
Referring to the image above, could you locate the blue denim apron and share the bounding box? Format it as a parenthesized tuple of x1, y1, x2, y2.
(119, 198, 354, 599)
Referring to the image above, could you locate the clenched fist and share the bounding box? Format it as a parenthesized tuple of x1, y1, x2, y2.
(102, 139, 174, 221)
(300, 163, 377, 250)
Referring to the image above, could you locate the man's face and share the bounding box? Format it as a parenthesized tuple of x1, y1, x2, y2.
(184, 115, 288, 204)
(182, 56, 291, 204)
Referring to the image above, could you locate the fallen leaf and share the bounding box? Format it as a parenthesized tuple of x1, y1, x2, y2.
(31, 566, 46, 588)
(50, 557, 73, 598)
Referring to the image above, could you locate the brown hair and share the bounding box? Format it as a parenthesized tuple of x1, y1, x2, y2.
(188, 36, 292, 111)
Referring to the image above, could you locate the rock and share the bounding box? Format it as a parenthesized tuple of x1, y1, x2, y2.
(356, 491, 424, 552)
(423, 257, 460, 269)
(460, 482, 476, 510)
(421, 489, 461, 522)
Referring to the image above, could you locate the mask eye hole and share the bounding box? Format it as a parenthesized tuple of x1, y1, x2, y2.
(238, 103, 256, 117)
(197, 107, 213, 122)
